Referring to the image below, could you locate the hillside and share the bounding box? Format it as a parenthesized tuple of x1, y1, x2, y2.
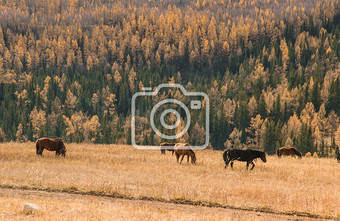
(0, 0, 339, 156)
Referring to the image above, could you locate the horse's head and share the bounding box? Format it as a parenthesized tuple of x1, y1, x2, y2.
(191, 151, 196, 164)
(36, 140, 43, 155)
(260, 152, 267, 163)
(296, 150, 302, 158)
(36, 148, 43, 155)
(57, 138, 66, 157)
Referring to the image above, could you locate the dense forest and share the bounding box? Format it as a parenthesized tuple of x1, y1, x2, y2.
(0, 0, 339, 156)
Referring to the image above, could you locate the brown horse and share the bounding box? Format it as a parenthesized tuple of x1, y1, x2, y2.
(277, 147, 302, 158)
(160, 142, 176, 155)
(174, 143, 196, 164)
(36, 137, 66, 157)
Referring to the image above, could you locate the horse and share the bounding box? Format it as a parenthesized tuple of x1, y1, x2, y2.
(36, 137, 66, 157)
(277, 147, 302, 158)
(174, 143, 196, 164)
(223, 149, 266, 170)
(160, 142, 176, 155)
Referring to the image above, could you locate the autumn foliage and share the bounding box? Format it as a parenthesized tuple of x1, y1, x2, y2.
(0, 0, 339, 157)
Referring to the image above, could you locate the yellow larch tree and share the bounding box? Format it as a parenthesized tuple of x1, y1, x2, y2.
(280, 38, 289, 70)
(248, 96, 257, 117)
(29, 107, 46, 139)
(246, 114, 264, 147)
(66, 89, 77, 110)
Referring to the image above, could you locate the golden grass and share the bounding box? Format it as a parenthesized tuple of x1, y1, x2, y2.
(0, 142, 339, 218)
(1, 188, 308, 221)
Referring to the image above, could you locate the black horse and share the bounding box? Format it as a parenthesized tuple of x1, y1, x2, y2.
(223, 149, 266, 170)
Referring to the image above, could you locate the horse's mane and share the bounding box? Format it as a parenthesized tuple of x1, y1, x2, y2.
(175, 143, 190, 147)
(292, 148, 302, 157)
(188, 149, 195, 156)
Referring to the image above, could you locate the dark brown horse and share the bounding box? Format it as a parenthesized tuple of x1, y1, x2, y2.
(160, 142, 176, 155)
(36, 137, 66, 157)
(277, 147, 302, 158)
(223, 149, 266, 170)
(174, 143, 196, 164)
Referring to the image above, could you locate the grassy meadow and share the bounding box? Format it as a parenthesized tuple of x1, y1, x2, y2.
(0, 142, 339, 219)
(1, 188, 312, 221)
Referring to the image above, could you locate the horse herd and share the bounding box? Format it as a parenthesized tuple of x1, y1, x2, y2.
(35, 138, 340, 170)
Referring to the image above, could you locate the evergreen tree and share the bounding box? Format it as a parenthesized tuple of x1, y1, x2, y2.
(262, 120, 282, 154)
(294, 123, 315, 155)
(326, 78, 340, 114)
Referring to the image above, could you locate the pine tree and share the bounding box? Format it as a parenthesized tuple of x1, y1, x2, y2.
(257, 94, 267, 119)
(294, 123, 315, 155)
(326, 78, 340, 114)
(263, 120, 282, 154)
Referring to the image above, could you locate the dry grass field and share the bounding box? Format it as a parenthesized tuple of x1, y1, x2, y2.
(1, 188, 319, 221)
(0, 142, 339, 219)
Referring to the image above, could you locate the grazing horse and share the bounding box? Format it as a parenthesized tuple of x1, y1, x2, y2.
(277, 147, 302, 158)
(223, 149, 266, 170)
(174, 143, 196, 164)
(160, 142, 176, 155)
(36, 137, 66, 157)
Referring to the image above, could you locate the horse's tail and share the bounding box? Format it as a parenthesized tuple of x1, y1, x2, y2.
(223, 150, 229, 162)
(277, 148, 280, 157)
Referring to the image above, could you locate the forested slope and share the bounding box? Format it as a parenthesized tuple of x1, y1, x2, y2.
(0, 0, 339, 156)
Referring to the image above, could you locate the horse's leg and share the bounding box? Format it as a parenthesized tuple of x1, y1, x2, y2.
(230, 161, 234, 169)
(246, 161, 255, 170)
(180, 155, 185, 164)
(175, 153, 180, 162)
(161, 149, 165, 155)
(250, 161, 255, 170)
(187, 155, 189, 163)
(55, 149, 60, 156)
